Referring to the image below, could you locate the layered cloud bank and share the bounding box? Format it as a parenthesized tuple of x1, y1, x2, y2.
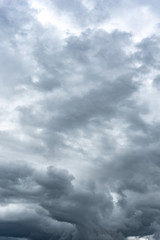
(1, 0, 160, 239)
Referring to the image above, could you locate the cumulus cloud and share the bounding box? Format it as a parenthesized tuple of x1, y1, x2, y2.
(1, 0, 160, 240)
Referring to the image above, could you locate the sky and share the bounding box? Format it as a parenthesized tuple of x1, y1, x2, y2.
(1, 0, 160, 239)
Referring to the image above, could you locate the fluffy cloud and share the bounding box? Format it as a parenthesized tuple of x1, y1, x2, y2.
(1, 0, 160, 240)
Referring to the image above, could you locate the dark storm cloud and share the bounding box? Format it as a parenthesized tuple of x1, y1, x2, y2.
(1, 0, 160, 240)
(0, 161, 113, 240)
(0, 162, 75, 239)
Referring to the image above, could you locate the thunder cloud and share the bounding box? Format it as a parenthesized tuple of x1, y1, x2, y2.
(0, 0, 160, 239)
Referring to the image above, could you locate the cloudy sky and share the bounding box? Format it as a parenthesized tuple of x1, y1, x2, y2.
(1, 0, 160, 239)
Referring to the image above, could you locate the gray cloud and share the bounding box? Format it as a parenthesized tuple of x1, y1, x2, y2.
(0, 0, 160, 240)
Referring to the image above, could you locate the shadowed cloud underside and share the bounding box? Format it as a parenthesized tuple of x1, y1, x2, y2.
(0, 0, 160, 239)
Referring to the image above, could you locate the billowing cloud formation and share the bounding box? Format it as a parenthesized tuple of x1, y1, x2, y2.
(1, 0, 160, 239)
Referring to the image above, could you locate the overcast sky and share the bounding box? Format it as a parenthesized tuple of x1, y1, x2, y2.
(1, 0, 160, 239)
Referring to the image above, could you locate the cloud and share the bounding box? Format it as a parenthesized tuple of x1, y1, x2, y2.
(0, 0, 160, 240)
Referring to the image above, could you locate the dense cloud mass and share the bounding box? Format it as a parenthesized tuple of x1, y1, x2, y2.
(1, 0, 160, 239)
